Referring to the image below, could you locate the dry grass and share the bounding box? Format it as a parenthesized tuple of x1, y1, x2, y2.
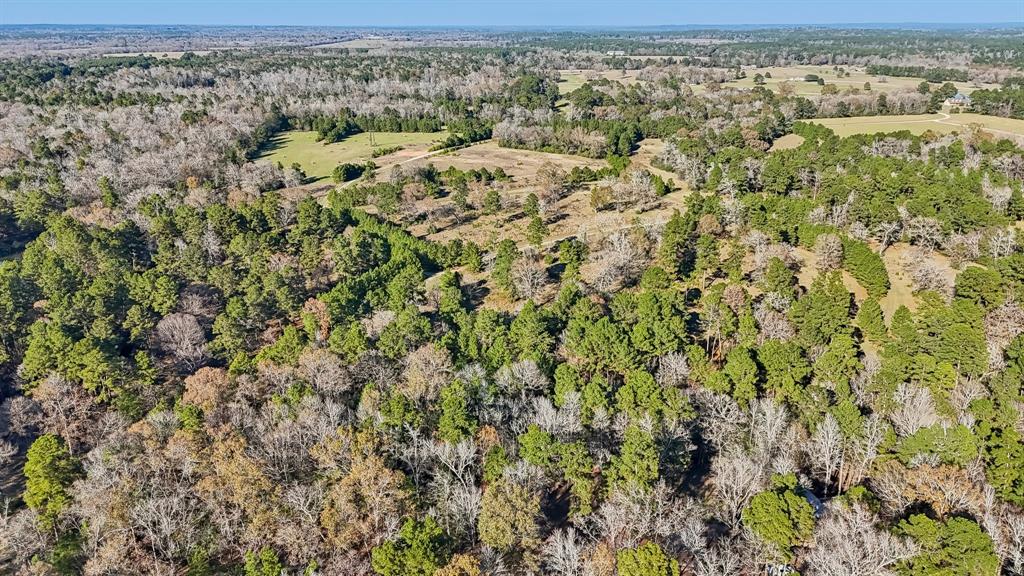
(722, 65, 998, 96)
(811, 112, 1024, 139)
(792, 247, 869, 302)
(769, 134, 806, 152)
(401, 141, 604, 181)
(878, 243, 959, 321)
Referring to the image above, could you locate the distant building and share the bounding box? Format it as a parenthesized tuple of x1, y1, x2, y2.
(606, 50, 626, 56)
(945, 92, 972, 107)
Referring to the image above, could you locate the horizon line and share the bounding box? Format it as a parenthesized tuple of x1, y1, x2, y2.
(3, 22, 1023, 29)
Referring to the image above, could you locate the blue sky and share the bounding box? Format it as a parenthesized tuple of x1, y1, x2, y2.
(2, 0, 1022, 27)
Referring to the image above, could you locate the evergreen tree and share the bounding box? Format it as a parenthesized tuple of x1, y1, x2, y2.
(23, 434, 78, 529)
(855, 297, 886, 342)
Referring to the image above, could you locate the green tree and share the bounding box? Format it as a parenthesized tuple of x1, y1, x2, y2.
(491, 239, 519, 295)
(478, 480, 541, 555)
(742, 473, 815, 561)
(244, 548, 284, 576)
(896, 515, 999, 576)
(758, 341, 811, 404)
(438, 379, 478, 443)
(526, 215, 547, 248)
(523, 193, 540, 217)
(789, 272, 852, 347)
(723, 346, 759, 408)
(371, 517, 450, 576)
(607, 425, 659, 491)
(761, 257, 795, 296)
(616, 542, 679, 576)
(558, 238, 588, 280)
(23, 434, 79, 529)
(855, 297, 886, 342)
(483, 188, 501, 214)
(954, 266, 1004, 310)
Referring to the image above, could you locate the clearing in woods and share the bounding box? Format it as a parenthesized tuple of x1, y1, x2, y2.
(769, 134, 806, 151)
(257, 130, 448, 179)
(810, 112, 1024, 139)
(720, 65, 999, 96)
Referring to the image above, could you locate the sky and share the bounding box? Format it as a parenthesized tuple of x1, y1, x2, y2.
(2, 0, 1022, 27)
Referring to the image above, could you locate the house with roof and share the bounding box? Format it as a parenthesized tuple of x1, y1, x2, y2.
(945, 92, 972, 107)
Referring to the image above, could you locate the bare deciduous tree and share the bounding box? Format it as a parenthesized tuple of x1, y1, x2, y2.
(805, 502, 918, 576)
(155, 312, 208, 370)
(814, 233, 844, 272)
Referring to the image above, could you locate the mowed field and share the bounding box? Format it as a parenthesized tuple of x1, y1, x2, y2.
(721, 65, 998, 96)
(810, 112, 1024, 138)
(558, 69, 647, 94)
(257, 130, 447, 179)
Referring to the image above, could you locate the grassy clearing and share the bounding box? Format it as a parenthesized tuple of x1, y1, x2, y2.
(400, 140, 604, 181)
(721, 65, 998, 96)
(557, 73, 587, 96)
(810, 112, 1024, 138)
(769, 134, 805, 151)
(257, 130, 446, 179)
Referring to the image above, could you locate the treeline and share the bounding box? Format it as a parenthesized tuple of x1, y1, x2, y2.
(300, 108, 444, 143)
(970, 80, 1024, 119)
(866, 64, 969, 83)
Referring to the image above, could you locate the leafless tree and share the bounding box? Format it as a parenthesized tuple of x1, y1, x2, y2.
(400, 344, 453, 406)
(805, 502, 919, 576)
(903, 249, 952, 299)
(656, 352, 690, 388)
(298, 348, 351, 396)
(814, 233, 844, 272)
(988, 227, 1018, 259)
(981, 174, 1013, 214)
(806, 413, 842, 492)
(985, 303, 1024, 369)
(544, 528, 586, 576)
(155, 312, 207, 370)
(30, 373, 97, 454)
(875, 221, 902, 252)
(511, 253, 550, 301)
(890, 383, 942, 438)
(592, 230, 646, 292)
(904, 215, 944, 250)
(945, 232, 982, 269)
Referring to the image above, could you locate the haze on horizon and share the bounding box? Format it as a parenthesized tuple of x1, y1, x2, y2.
(2, 0, 1022, 27)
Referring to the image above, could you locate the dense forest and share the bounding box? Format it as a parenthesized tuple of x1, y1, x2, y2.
(0, 24, 1023, 576)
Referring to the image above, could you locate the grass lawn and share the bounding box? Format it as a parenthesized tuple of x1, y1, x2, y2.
(810, 112, 1024, 138)
(257, 130, 447, 180)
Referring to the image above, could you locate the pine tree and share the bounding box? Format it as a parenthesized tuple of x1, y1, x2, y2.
(23, 434, 78, 529)
(855, 297, 886, 342)
(608, 425, 659, 491)
(526, 215, 547, 248)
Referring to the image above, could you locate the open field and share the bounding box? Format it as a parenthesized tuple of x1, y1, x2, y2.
(103, 50, 214, 59)
(810, 112, 1024, 139)
(257, 130, 447, 179)
(721, 65, 998, 96)
(401, 140, 604, 181)
(558, 69, 647, 91)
